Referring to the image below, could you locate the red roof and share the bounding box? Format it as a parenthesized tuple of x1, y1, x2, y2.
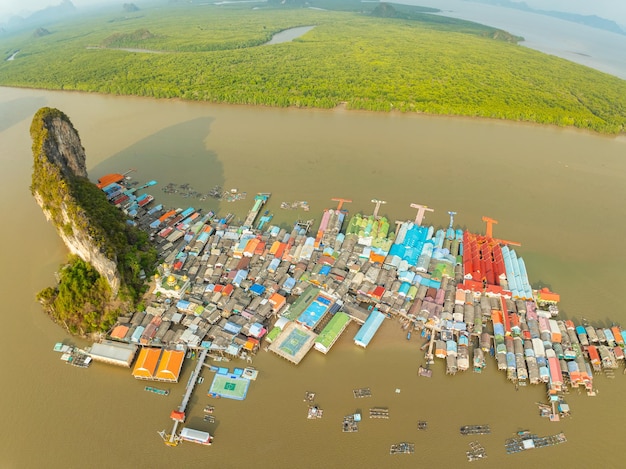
(370, 286, 385, 300)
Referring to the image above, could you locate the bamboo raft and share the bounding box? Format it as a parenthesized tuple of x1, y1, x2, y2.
(460, 424, 491, 435)
(353, 387, 372, 398)
(390, 442, 415, 455)
(369, 407, 389, 419)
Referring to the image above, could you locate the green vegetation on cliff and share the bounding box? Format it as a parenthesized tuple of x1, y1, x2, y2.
(36, 256, 119, 335)
(2, 2, 625, 132)
(30, 107, 157, 334)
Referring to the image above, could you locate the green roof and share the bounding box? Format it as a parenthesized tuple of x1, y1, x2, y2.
(266, 326, 282, 342)
(315, 312, 351, 348)
(283, 285, 320, 321)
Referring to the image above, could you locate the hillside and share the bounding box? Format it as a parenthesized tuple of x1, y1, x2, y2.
(2, 1, 625, 133)
(30, 107, 157, 335)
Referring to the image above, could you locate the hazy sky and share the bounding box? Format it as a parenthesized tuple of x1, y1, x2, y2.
(1, 0, 625, 25)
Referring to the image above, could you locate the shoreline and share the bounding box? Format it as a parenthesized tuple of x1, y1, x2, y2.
(1, 84, 621, 137)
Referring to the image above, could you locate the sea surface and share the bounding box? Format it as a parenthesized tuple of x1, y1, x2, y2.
(396, 0, 626, 79)
(1, 86, 626, 468)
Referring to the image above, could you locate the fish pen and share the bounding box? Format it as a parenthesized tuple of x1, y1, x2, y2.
(342, 414, 359, 432)
(466, 441, 487, 462)
(390, 443, 414, 455)
(460, 425, 491, 435)
(353, 387, 372, 398)
(369, 407, 389, 419)
(505, 430, 567, 454)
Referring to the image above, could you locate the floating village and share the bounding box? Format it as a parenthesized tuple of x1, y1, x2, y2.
(52, 171, 626, 458)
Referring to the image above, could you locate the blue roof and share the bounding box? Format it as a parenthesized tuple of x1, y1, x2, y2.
(250, 283, 266, 295)
(354, 311, 385, 347)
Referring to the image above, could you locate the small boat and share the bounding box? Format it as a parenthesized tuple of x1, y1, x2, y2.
(203, 405, 215, 414)
(406, 331, 411, 340)
(145, 386, 170, 396)
(203, 415, 215, 423)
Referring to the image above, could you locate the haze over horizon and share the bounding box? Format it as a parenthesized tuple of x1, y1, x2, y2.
(1, 0, 625, 26)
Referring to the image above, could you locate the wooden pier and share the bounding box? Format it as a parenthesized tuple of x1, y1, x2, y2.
(242, 193, 270, 229)
(161, 348, 208, 446)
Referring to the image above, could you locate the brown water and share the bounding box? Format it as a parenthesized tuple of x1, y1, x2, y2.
(1, 86, 626, 468)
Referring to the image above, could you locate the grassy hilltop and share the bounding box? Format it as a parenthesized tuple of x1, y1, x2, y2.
(1, 0, 625, 133)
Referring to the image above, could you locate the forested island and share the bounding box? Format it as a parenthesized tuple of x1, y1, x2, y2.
(2, 0, 625, 133)
(30, 107, 157, 335)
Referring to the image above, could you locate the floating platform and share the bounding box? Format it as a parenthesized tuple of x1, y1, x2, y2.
(353, 387, 372, 398)
(241, 367, 258, 380)
(369, 407, 389, 419)
(505, 430, 567, 454)
(418, 366, 432, 378)
(460, 425, 491, 435)
(307, 405, 323, 419)
(207, 374, 250, 400)
(390, 442, 414, 455)
(342, 414, 359, 432)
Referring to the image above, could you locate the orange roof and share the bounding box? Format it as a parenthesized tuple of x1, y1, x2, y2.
(222, 284, 234, 296)
(170, 410, 185, 422)
(110, 325, 129, 339)
(537, 287, 560, 303)
(269, 292, 286, 306)
(96, 173, 124, 189)
(244, 238, 260, 255)
(154, 349, 185, 382)
(369, 253, 385, 264)
(254, 241, 266, 256)
(159, 209, 177, 223)
(132, 347, 161, 379)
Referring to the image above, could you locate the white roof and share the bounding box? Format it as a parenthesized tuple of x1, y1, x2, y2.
(89, 340, 137, 365)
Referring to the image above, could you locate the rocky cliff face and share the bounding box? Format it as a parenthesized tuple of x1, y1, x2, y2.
(30, 107, 121, 296)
